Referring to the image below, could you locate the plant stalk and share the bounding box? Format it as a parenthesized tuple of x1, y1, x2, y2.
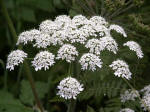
(67, 99, 76, 112)
(24, 61, 44, 112)
(0, 0, 17, 44)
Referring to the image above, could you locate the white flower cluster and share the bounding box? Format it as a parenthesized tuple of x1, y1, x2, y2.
(123, 41, 144, 58)
(100, 36, 118, 54)
(141, 94, 150, 111)
(109, 24, 127, 37)
(141, 84, 150, 96)
(6, 50, 27, 71)
(120, 89, 139, 102)
(56, 44, 78, 63)
(17, 29, 40, 45)
(32, 51, 55, 71)
(79, 53, 102, 71)
(109, 59, 132, 80)
(120, 108, 135, 112)
(57, 77, 84, 99)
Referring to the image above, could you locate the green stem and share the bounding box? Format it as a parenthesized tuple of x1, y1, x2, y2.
(0, 0, 17, 44)
(123, 78, 150, 112)
(67, 100, 76, 112)
(24, 61, 44, 112)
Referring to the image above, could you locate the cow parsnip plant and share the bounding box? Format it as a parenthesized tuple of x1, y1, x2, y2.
(5, 14, 148, 112)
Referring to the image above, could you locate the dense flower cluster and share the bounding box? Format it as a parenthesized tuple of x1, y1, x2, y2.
(120, 89, 139, 102)
(32, 51, 55, 71)
(123, 41, 144, 58)
(79, 53, 102, 71)
(56, 44, 78, 63)
(141, 94, 150, 111)
(57, 77, 84, 99)
(6, 50, 27, 71)
(119, 108, 135, 112)
(109, 59, 132, 80)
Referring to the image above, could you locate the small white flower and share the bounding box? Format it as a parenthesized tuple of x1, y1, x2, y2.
(79, 53, 103, 71)
(85, 39, 105, 55)
(109, 59, 132, 80)
(141, 84, 150, 96)
(54, 15, 71, 28)
(34, 33, 57, 48)
(57, 77, 84, 99)
(109, 24, 127, 37)
(39, 20, 60, 34)
(56, 44, 78, 63)
(6, 50, 27, 71)
(17, 29, 40, 45)
(90, 16, 108, 26)
(123, 41, 144, 58)
(72, 15, 88, 26)
(120, 89, 139, 102)
(141, 94, 150, 111)
(100, 36, 118, 54)
(32, 51, 55, 71)
(120, 108, 135, 112)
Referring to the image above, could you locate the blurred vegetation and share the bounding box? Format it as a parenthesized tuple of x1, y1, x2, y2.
(0, 0, 150, 112)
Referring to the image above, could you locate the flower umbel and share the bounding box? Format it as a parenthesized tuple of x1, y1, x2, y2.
(57, 77, 84, 99)
(6, 50, 27, 71)
(32, 51, 55, 71)
(56, 44, 78, 63)
(79, 53, 103, 71)
(109, 59, 132, 80)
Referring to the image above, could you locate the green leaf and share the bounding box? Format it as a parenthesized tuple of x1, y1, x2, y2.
(0, 90, 33, 112)
(20, 80, 48, 105)
(87, 105, 95, 112)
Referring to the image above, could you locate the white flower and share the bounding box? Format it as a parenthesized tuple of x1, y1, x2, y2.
(123, 41, 144, 58)
(72, 15, 88, 26)
(32, 51, 55, 71)
(34, 33, 57, 48)
(141, 94, 150, 111)
(109, 59, 132, 80)
(141, 84, 150, 96)
(90, 16, 108, 26)
(120, 108, 135, 112)
(93, 25, 110, 37)
(39, 20, 60, 34)
(6, 50, 27, 71)
(120, 89, 139, 102)
(85, 39, 105, 55)
(100, 36, 118, 54)
(56, 44, 78, 63)
(79, 53, 103, 71)
(17, 29, 40, 45)
(54, 15, 71, 28)
(57, 77, 84, 99)
(109, 24, 127, 37)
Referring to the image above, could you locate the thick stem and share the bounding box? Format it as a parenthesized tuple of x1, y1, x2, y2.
(67, 100, 76, 112)
(24, 61, 44, 112)
(0, 0, 17, 44)
(123, 78, 150, 112)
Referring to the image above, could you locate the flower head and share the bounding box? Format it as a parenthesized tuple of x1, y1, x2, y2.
(120, 89, 139, 102)
(32, 51, 55, 71)
(120, 108, 135, 112)
(100, 36, 118, 54)
(57, 77, 84, 99)
(56, 44, 78, 63)
(17, 29, 40, 45)
(72, 15, 88, 26)
(6, 50, 27, 71)
(90, 16, 108, 26)
(109, 24, 127, 37)
(123, 41, 144, 58)
(39, 20, 60, 34)
(79, 53, 103, 71)
(141, 94, 150, 111)
(85, 39, 105, 55)
(34, 33, 57, 48)
(109, 59, 132, 80)
(141, 84, 150, 96)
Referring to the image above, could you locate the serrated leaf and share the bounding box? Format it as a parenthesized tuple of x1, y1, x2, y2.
(0, 90, 33, 112)
(20, 80, 48, 105)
